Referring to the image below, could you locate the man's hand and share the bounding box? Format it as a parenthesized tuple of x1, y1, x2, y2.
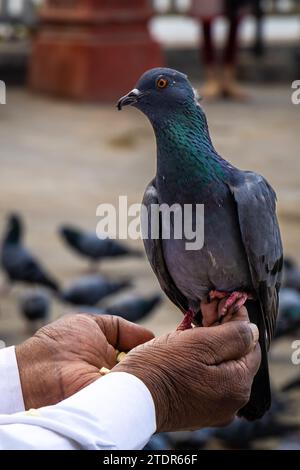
(15, 314, 154, 410)
(114, 300, 261, 433)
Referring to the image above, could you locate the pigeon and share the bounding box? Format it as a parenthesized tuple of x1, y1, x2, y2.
(275, 288, 300, 339)
(75, 294, 161, 321)
(59, 225, 143, 266)
(1, 214, 59, 292)
(277, 434, 300, 450)
(282, 375, 300, 392)
(213, 408, 298, 449)
(19, 290, 50, 323)
(118, 68, 283, 420)
(61, 275, 131, 306)
(283, 257, 300, 292)
(168, 429, 215, 450)
(143, 434, 172, 451)
(213, 391, 297, 449)
(104, 294, 161, 322)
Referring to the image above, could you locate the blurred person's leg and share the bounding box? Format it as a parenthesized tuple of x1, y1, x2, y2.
(201, 20, 222, 100)
(222, 2, 249, 100)
(190, 0, 224, 100)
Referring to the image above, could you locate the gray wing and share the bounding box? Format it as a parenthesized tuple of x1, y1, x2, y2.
(227, 172, 283, 346)
(142, 180, 189, 314)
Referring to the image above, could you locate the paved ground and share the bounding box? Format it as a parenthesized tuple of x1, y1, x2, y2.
(0, 84, 299, 447)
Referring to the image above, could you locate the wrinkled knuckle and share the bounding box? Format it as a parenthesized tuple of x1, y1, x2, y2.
(236, 385, 250, 406)
(199, 346, 214, 364)
(35, 325, 55, 341)
(199, 335, 221, 364)
(231, 380, 251, 408)
(163, 332, 175, 345)
(217, 376, 237, 407)
(221, 365, 250, 409)
(236, 323, 252, 352)
(129, 342, 147, 355)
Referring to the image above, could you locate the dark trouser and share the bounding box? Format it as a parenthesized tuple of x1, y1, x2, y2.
(201, 15, 241, 66)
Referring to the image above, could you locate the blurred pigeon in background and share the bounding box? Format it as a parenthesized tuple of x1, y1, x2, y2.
(59, 225, 143, 268)
(282, 375, 300, 392)
(75, 294, 161, 322)
(168, 429, 215, 450)
(144, 393, 298, 451)
(144, 434, 172, 451)
(213, 394, 298, 449)
(61, 275, 131, 306)
(275, 288, 300, 339)
(19, 290, 50, 328)
(283, 257, 300, 292)
(104, 294, 161, 322)
(1, 214, 59, 292)
(277, 434, 300, 450)
(118, 67, 283, 420)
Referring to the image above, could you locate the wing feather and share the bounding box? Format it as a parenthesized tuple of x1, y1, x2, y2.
(227, 172, 283, 346)
(142, 180, 189, 314)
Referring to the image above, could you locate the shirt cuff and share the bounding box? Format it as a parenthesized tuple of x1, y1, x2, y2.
(0, 372, 156, 450)
(0, 346, 25, 415)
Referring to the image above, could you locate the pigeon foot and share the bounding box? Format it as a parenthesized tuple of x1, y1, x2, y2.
(209, 290, 253, 319)
(176, 309, 195, 331)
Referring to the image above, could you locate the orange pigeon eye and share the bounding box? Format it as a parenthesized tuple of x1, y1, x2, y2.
(156, 77, 169, 89)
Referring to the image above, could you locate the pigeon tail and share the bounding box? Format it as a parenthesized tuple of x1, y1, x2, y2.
(237, 300, 271, 420)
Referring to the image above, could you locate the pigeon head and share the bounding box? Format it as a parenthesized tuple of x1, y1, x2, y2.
(117, 68, 200, 121)
(4, 213, 23, 244)
(117, 68, 217, 187)
(60, 226, 81, 244)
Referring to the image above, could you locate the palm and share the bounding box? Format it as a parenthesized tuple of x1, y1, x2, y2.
(18, 313, 154, 409)
(51, 315, 118, 397)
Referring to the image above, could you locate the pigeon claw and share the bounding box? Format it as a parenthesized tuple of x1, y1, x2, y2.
(209, 290, 228, 301)
(209, 290, 253, 320)
(221, 291, 253, 316)
(176, 309, 195, 331)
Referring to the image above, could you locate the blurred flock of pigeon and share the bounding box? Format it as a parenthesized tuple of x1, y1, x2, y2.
(0, 213, 162, 324)
(1, 212, 300, 450)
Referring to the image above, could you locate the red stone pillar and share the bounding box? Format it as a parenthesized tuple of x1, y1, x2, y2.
(29, 0, 164, 101)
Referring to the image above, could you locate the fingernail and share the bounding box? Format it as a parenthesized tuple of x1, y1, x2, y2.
(249, 323, 259, 344)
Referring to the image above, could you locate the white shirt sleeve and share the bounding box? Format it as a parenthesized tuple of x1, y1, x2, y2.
(0, 346, 25, 414)
(0, 372, 156, 450)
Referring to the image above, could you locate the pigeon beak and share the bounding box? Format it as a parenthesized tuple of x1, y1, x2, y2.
(117, 89, 142, 110)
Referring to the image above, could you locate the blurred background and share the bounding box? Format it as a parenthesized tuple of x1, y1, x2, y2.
(0, 0, 300, 450)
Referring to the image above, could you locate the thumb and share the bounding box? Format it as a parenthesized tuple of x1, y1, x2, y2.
(186, 321, 259, 364)
(91, 314, 155, 351)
